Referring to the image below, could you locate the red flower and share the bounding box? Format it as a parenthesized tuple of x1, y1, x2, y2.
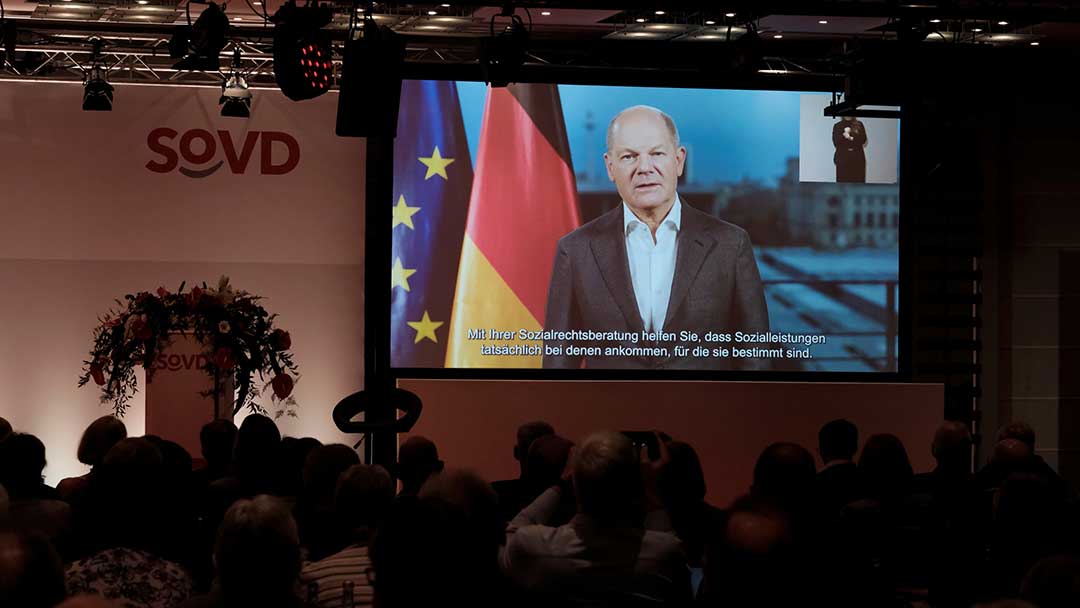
(129, 316, 153, 341)
(90, 362, 106, 386)
(188, 286, 204, 307)
(271, 373, 294, 400)
(212, 347, 236, 370)
(270, 329, 292, 351)
(157, 286, 168, 298)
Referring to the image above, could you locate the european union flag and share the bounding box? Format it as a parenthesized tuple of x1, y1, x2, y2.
(390, 80, 474, 367)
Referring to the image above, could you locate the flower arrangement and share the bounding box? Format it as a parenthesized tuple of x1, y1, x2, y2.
(78, 277, 299, 419)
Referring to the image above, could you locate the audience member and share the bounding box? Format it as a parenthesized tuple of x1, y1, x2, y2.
(296, 443, 361, 560)
(978, 421, 1064, 493)
(0, 529, 67, 608)
(66, 438, 194, 608)
(0, 416, 12, 442)
(0, 431, 60, 500)
(191, 420, 236, 493)
(0, 433, 73, 545)
(57, 416, 127, 503)
(203, 415, 283, 548)
(421, 469, 505, 564)
(657, 440, 722, 567)
(300, 464, 394, 607)
(279, 436, 322, 498)
(396, 436, 443, 497)
(369, 495, 474, 607)
(816, 419, 862, 516)
(181, 495, 303, 608)
(746, 442, 817, 526)
(1019, 554, 1080, 608)
(500, 431, 690, 605)
(519, 434, 577, 527)
(700, 508, 807, 606)
(491, 421, 555, 521)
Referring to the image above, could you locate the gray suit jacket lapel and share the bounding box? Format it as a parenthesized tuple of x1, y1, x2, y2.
(664, 205, 716, 328)
(590, 208, 645, 334)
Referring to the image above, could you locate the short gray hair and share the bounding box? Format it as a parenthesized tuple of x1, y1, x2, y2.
(573, 431, 642, 518)
(606, 105, 680, 152)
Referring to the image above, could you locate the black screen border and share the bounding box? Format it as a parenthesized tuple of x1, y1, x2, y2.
(379, 65, 913, 384)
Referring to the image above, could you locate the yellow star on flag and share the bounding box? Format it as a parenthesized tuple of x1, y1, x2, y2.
(391, 257, 417, 292)
(392, 195, 421, 229)
(407, 311, 444, 344)
(418, 146, 455, 180)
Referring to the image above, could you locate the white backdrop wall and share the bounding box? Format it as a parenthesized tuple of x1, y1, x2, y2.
(0, 81, 366, 484)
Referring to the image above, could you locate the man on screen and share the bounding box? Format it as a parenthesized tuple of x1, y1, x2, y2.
(542, 105, 769, 370)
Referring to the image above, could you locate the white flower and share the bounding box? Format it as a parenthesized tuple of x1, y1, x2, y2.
(218, 321, 231, 334)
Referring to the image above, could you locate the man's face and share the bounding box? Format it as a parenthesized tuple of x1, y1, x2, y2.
(604, 110, 686, 213)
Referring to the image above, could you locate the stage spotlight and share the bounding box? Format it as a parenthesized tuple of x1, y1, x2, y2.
(219, 48, 251, 118)
(173, 2, 230, 71)
(336, 13, 406, 137)
(83, 65, 113, 111)
(272, 0, 333, 101)
(480, 6, 529, 87)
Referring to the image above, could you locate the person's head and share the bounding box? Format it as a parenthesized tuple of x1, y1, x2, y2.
(657, 441, 706, 511)
(0, 418, 12, 443)
(703, 508, 801, 605)
(214, 495, 300, 603)
(0, 433, 47, 495)
(513, 421, 555, 475)
(199, 419, 237, 471)
(1020, 554, 1080, 608)
(232, 414, 281, 485)
(572, 431, 643, 522)
(817, 419, 858, 465)
(303, 444, 361, 507)
(993, 438, 1034, 473)
(143, 436, 192, 485)
(842, 115, 856, 122)
(932, 421, 972, 471)
(370, 496, 473, 608)
(858, 434, 914, 497)
(335, 464, 394, 536)
(279, 436, 322, 496)
(92, 437, 165, 548)
(0, 530, 67, 608)
(76, 416, 127, 468)
(397, 436, 443, 496)
(420, 469, 503, 556)
(524, 434, 574, 489)
(998, 421, 1037, 450)
(604, 105, 687, 215)
(751, 442, 816, 511)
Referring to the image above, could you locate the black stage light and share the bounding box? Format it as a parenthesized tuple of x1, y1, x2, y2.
(173, 2, 230, 71)
(220, 49, 252, 118)
(480, 6, 528, 87)
(335, 15, 406, 138)
(272, 0, 334, 101)
(83, 65, 114, 111)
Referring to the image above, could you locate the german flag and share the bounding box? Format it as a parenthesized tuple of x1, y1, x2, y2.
(445, 84, 580, 367)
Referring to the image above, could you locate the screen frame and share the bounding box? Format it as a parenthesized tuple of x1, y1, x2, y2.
(379, 64, 913, 384)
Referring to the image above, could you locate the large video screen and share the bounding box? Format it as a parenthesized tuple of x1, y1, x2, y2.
(389, 80, 901, 373)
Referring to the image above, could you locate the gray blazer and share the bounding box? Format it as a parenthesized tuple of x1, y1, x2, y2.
(542, 202, 769, 370)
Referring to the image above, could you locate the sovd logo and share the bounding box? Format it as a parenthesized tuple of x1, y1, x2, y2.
(146, 128, 300, 178)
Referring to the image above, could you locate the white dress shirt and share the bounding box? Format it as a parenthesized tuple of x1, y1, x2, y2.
(623, 196, 681, 333)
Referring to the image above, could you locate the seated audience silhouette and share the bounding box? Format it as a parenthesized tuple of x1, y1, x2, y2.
(700, 508, 809, 606)
(0, 529, 67, 608)
(0, 433, 73, 545)
(191, 420, 236, 495)
(370, 495, 476, 607)
(296, 443, 361, 561)
(0, 416, 12, 442)
(1020, 554, 1080, 608)
(500, 430, 690, 605)
(396, 436, 443, 497)
(66, 437, 194, 608)
(181, 495, 303, 608)
(492, 421, 555, 521)
(657, 440, 722, 568)
(57, 416, 127, 503)
(300, 464, 394, 607)
(815, 419, 862, 517)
